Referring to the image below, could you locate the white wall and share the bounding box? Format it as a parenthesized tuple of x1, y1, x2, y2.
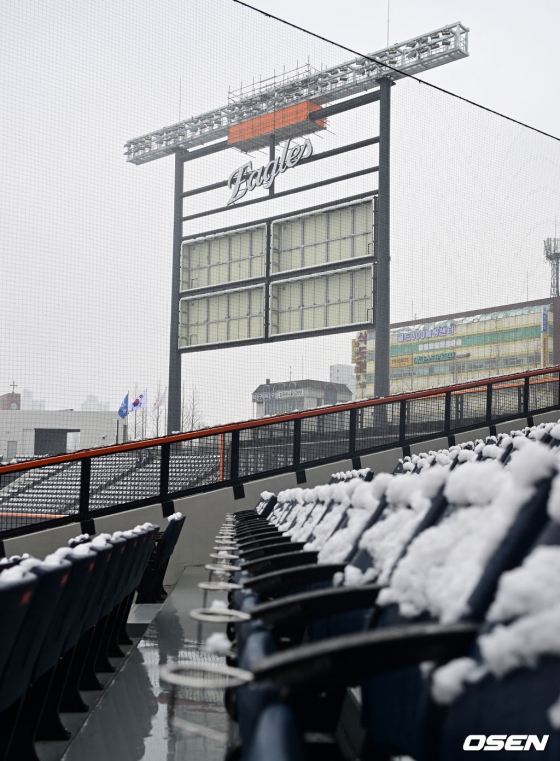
(0, 410, 122, 459)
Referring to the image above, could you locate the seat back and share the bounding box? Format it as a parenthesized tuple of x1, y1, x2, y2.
(0, 559, 70, 712)
(0, 570, 37, 687)
(30, 548, 97, 682)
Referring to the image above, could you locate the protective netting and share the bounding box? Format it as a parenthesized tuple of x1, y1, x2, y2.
(1, 0, 559, 461)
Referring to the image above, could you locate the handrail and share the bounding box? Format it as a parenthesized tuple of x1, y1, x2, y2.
(1, 364, 559, 539)
(1, 365, 558, 477)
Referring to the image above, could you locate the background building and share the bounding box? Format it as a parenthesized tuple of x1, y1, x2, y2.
(355, 298, 559, 398)
(0, 392, 21, 411)
(252, 378, 352, 418)
(21, 389, 45, 411)
(80, 395, 110, 412)
(0, 410, 123, 460)
(329, 365, 356, 399)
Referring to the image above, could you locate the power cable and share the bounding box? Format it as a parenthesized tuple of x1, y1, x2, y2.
(233, 0, 560, 144)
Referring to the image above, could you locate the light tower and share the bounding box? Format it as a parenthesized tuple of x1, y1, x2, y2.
(125, 23, 469, 433)
(544, 238, 560, 297)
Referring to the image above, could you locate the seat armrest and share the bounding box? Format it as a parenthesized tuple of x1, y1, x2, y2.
(241, 551, 318, 577)
(239, 542, 306, 562)
(250, 584, 382, 628)
(252, 621, 479, 691)
(244, 563, 346, 597)
(236, 536, 292, 553)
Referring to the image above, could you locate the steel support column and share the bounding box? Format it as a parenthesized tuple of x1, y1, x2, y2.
(374, 78, 391, 399)
(167, 151, 184, 433)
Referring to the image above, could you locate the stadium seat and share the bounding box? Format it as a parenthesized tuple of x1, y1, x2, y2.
(0, 519, 165, 760)
(164, 428, 560, 760)
(135, 512, 185, 603)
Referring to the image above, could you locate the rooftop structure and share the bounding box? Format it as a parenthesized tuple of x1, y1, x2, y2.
(252, 378, 352, 417)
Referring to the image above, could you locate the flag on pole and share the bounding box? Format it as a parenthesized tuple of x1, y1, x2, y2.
(152, 388, 167, 412)
(118, 393, 129, 419)
(129, 390, 148, 413)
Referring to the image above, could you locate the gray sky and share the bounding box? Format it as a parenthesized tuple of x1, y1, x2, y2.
(1, 0, 560, 428)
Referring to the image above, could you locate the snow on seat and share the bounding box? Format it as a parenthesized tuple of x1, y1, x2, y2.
(427, 469, 560, 757)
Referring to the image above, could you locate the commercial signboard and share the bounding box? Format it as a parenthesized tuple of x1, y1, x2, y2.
(390, 355, 412, 368)
(398, 325, 455, 342)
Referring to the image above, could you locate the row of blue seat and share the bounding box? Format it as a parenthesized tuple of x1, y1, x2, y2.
(0, 511, 183, 761)
(172, 423, 560, 759)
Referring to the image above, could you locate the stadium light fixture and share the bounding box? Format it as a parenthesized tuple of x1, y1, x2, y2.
(124, 22, 469, 165)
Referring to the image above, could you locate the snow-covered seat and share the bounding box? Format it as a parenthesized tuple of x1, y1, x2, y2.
(0, 554, 72, 758)
(0, 522, 160, 759)
(228, 474, 401, 604)
(230, 444, 558, 761)
(136, 512, 185, 603)
(0, 566, 38, 739)
(434, 495, 560, 757)
(196, 440, 560, 759)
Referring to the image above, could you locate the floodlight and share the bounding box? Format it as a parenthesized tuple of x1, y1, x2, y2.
(124, 22, 469, 164)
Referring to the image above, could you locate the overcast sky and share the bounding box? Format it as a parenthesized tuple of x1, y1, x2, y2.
(1, 0, 560, 428)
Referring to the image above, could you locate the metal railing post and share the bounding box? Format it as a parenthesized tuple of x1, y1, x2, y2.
(160, 443, 170, 498)
(399, 399, 407, 444)
(444, 391, 451, 435)
(79, 457, 91, 520)
(349, 408, 357, 456)
(293, 418, 301, 469)
(230, 429, 240, 482)
(486, 383, 493, 424)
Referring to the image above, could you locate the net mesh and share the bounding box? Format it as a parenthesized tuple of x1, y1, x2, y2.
(1, 0, 560, 466)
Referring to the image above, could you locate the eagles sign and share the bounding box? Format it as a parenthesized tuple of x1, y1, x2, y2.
(227, 138, 313, 205)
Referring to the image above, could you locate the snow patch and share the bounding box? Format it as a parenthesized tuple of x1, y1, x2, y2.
(433, 544, 560, 704)
(547, 474, 560, 523)
(479, 604, 560, 678)
(550, 424, 560, 441)
(547, 693, 560, 729)
(210, 599, 228, 611)
(0, 566, 34, 582)
(377, 467, 535, 622)
(508, 442, 556, 487)
(444, 460, 507, 507)
(487, 546, 560, 622)
(482, 444, 501, 460)
(205, 632, 232, 656)
(432, 658, 487, 705)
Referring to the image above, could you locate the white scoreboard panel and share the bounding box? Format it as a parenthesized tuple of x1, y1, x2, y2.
(272, 201, 371, 273)
(270, 266, 371, 336)
(179, 199, 374, 349)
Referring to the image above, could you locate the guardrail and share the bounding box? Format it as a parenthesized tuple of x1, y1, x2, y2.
(1, 366, 559, 539)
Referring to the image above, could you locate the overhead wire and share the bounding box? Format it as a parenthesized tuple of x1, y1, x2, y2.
(232, 0, 560, 144)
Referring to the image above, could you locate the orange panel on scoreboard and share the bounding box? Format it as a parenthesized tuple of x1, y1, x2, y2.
(228, 101, 325, 146)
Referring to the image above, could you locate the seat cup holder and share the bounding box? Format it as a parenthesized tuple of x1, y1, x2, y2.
(198, 580, 243, 591)
(209, 552, 238, 561)
(170, 717, 228, 744)
(205, 562, 240, 574)
(161, 661, 253, 690)
(189, 607, 251, 624)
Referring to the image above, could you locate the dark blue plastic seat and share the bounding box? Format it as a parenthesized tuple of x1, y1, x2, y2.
(225, 444, 557, 760)
(136, 514, 184, 603)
